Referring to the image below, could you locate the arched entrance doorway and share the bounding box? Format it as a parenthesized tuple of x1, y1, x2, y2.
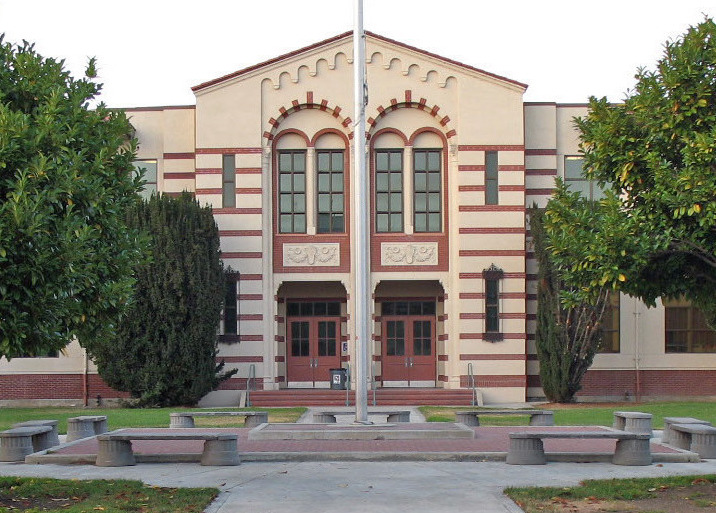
(277, 281, 347, 388)
(374, 280, 445, 387)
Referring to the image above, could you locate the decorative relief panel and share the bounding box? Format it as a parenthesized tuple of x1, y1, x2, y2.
(283, 243, 340, 267)
(381, 242, 438, 266)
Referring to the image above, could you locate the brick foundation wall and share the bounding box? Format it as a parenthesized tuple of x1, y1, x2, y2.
(576, 369, 716, 399)
(0, 374, 130, 401)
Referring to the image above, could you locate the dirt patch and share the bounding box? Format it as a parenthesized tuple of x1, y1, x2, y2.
(0, 495, 80, 511)
(512, 480, 716, 512)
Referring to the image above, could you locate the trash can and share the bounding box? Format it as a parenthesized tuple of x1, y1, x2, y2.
(330, 368, 347, 390)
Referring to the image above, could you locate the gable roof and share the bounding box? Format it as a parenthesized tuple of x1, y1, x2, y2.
(192, 31, 527, 93)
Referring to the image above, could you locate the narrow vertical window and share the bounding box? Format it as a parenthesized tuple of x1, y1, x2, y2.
(413, 149, 441, 232)
(375, 149, 403, 232)
(224, 272, 238, 335)
(485, 151, 498, 205)
(316, 150, 344, 233)
(132, 159, 158, 199)
(483, 264, 503, 341)
(222, 154, 236, 208)
(278, 151, 307, 233)
(599, 293, 620, 353)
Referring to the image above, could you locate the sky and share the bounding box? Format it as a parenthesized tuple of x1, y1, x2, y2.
(1, 0, 714, 108)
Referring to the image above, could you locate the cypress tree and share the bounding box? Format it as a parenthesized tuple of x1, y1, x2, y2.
(90, 192, 236, 406)
(531, 207, 609, 403)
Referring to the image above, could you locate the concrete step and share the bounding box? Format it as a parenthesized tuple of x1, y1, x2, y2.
(250, 388, 474, 407)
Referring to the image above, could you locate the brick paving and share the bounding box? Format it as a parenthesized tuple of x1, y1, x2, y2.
(51, 425, 680, 457)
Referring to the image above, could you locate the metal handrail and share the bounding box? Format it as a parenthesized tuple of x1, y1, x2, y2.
(246, 364, 256, 407)
(345, 363, 351, 406)
(467, 362, 484, 407)
(468, 363, 477, 407)
(371, 362, 377, 406)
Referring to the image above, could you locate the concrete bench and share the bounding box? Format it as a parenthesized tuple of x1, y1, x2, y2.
(0, 426, 54, 462)
(12, 420, 60, 447)
(95, 430, 240, 466)
(169, 411, 268, 429)
(663, 417, 712, 444)
(668, 423, 716, 458)
(313, 410, 411, 423)
(66, 415, 108, 442)
(613, 411, 653, 436)
(455, 410, 554, 427)
(507, 430, 652, 466)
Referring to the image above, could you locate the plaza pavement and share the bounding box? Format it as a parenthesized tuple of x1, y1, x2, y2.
(2, 406, 716, 512)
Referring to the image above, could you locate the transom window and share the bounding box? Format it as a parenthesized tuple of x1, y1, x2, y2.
(286, 301, 341, 317)
(413, 149, 441, 232)
(565, 156, 607, 201)
(381, 301, 436, 316)
(278, 151, 306, 233)
(317, 150, 344, 233)
(375, 150, 404, 233)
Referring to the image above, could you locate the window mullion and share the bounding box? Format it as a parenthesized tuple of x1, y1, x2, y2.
(306, 148, 316, 235)
(404, 147, 413, 234)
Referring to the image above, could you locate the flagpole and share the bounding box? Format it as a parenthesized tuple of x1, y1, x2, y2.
(353, 0, 370, 424)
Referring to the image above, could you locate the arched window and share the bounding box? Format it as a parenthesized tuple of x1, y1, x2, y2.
(276, 133, 308, 234)
(315, 133, 346, 233)
(412, 131, 443, 233)
(373, 131, 406, 233)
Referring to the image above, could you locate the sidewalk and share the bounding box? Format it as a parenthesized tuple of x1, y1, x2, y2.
(3, 459, 716, 512)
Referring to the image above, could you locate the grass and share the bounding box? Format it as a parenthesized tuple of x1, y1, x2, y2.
(504, 474, 716, 512)
(418, 401, 716, 427)
(0, 476, 217, 512)
(0, 406, 307, 433)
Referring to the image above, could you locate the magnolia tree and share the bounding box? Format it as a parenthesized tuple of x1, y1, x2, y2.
(544, 18, 716, 323)
(0, 36, 145, 358)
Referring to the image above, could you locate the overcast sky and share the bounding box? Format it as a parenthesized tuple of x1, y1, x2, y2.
(1, 0, 714, 107)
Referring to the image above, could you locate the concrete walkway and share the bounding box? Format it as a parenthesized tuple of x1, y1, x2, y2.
(3, 458, 716, 512)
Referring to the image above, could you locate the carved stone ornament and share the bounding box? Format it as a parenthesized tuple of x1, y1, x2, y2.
(283, 243, 340, 267)
(381, 242, 438, 266)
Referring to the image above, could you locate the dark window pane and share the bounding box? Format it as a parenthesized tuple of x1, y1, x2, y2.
(327, 302, 341, 316)
(314, 302, 327, 316)
(486, 306, 499, 332)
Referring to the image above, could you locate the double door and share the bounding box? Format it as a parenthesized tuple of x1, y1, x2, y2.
(381, 316, 436, 385)
(287, 318, 340, 386)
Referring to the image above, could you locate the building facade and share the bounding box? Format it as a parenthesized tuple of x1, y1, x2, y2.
(2, 32, 715, 406)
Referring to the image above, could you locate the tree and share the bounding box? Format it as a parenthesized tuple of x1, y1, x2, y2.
(89, 193, 236, 406)
(545, 18, 716, 323)
(0, 36, 146, 358)
(531, 207, 610, 403)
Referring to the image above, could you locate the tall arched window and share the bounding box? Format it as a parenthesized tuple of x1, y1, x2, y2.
(276, 132, 308, 234)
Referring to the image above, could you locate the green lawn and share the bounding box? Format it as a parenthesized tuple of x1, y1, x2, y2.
(0, 406, 307, 433)
(0, 476, 217, 512)
(419, 401, 716, 428)
(505, 474, 716, 512)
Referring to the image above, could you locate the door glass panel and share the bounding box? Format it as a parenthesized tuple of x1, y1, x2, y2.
(318, 321, 337, 356)
(386, 320, 405, 356)
(291, 322, 310, 357)
(413, 320, 432, 356)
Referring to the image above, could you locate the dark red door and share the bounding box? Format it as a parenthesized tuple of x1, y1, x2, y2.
(287, 318, 340, 386)
(381, 316, 436, 384)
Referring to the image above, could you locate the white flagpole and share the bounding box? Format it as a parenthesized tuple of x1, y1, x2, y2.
(353, 0, 370, 424)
